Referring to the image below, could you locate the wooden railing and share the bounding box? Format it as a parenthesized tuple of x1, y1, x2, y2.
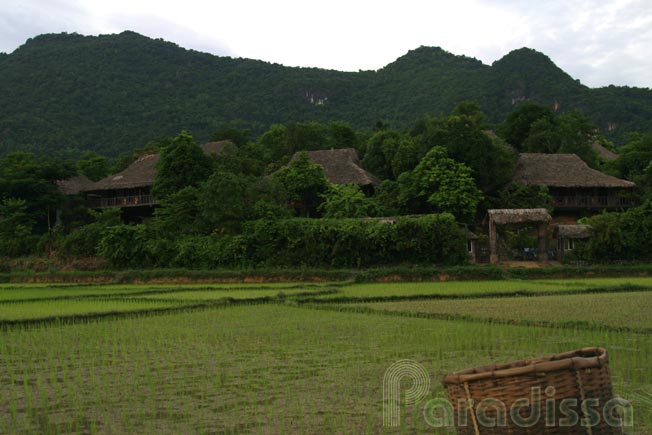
(553, 195, 635, 209)
(87, 194, 158, 208)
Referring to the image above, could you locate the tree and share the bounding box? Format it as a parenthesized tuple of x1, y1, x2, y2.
(59, 208, 121, 257)
(319, 184, 381, 218)
(495, 183, 553, 211)
(390, 137, 420, 178)
(499, 103, 554, 150)
(77, 151, 109, 181)
(414, 112, 516, 192)
(451, 101, 485, 127)
(405, 146, 482, 222)
(273, 152, 329, 217)
(362, 130, 404, 180)
(0, 198, 36, 256)
(251, 124, 291, 169)
(210, 127, 250, 147)
(0, 151, 72, 232)
(152, 186, 203, 236)
(617, 133, 652, 200)
(523, 110, 598, 167)
(200, 171, 255, 234)
(617, 133, 652, 180)
(329, 121, 360, 150)
(374, 180, 401, 216)
(152, 131, 213, 200)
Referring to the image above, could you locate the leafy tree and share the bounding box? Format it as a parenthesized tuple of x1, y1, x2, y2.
(451, 101, 485, 127)
(403, 146, 482, 222)
(273, 152, 329, 217)
(211, 141, 264, 176)
(210, 127, 250, 147)
(362, 130, 404, 180)
(0, 198, 36, 256)
(617, 133, 652, 180)
(151, 187, 203, 236)
(581, 201, 652, 262)
(617, 133, 652, 199)
(59, 208, 121, 257)
(374, 180, 401, 216)
(152, 131, 213, 200)
(0, 152, 72, 232)
(286, 122, 329, 152)
(390, 137, 420, 178)
(499, 103, 554, 150)
(523, 117, 560, 153)
(415, 112, 516, 192)
(329, 121, 360, 149)
(251, 124, 291, 169)
(519, 110, 598, 166)
(77, 151, 109, 181)
(319, 184, 381, 218)
(200, 171, 256, 234)
(495, 183, 553, 211)
(98, 224, 151, 268)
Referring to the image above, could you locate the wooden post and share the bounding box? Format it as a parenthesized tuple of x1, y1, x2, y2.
(537, 222, 548, 262)
(557, 237, 564, 262)
(489, 219, 498, 265)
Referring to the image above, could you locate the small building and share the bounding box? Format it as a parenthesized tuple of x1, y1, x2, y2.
(290, 148, 380, 194)
(556, 224, 592, 261)
(487, 208, 552, 264)
(82, 141, 230, 210)
(84, 154, 161, 209)
(511, 153, 636, 212)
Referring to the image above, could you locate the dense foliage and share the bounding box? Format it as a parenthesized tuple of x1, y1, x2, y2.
(1, 33, 652, 157)
(573, 202, 652, 263)
(1, 99, 650, 268)
(99, 214, 468, 268)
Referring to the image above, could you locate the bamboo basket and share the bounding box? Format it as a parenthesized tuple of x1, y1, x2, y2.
(441, 347, 622, 435)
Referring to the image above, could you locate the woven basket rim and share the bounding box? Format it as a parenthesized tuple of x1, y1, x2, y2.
(442, 347, 608, 385)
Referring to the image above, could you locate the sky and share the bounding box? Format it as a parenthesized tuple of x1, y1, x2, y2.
(1, 0, 651, 88)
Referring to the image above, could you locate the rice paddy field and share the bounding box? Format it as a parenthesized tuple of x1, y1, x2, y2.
(0, 278, 651, 434)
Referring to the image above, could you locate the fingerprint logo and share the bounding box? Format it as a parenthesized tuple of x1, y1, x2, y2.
(383, 359, 431, 427)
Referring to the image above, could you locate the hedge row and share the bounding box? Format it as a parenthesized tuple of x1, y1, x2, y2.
(98, 214, 468, 268)
(3, 264, 652, 284)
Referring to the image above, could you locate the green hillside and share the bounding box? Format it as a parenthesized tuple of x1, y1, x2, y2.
(1, 31, 651, 156)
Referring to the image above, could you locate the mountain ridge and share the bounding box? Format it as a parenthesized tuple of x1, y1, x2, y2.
(1, 31, 651, 156)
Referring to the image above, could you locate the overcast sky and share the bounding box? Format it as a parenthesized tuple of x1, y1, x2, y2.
(1, 0, 651, 88)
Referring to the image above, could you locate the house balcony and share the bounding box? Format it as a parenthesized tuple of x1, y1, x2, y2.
(87, 194, 159, 208)
(553, 195, 635, 210)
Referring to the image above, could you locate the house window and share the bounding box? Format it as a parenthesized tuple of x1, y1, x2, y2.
(565, 239, 575, 251)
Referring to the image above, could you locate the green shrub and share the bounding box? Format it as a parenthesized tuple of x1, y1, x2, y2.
(581, 202, 652, 262)
(241, 213, 466, 267)
(99, 225, 151, 268)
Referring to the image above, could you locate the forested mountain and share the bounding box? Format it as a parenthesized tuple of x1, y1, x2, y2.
(1, 31, 651, 156)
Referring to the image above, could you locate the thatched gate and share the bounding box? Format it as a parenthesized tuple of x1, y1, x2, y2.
(487, 209, 552, 264)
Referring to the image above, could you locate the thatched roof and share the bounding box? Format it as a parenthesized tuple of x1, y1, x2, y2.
(512, 153, 634, 188)
(84, 141, 229, 192)
(86, 154, 161, 191)
(291, 148, 380, 186)
(56, 175, 94, 195)
(488, 208, 552, 225)
(591, 142, 618, 162)
(557, 224, 592, 239)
